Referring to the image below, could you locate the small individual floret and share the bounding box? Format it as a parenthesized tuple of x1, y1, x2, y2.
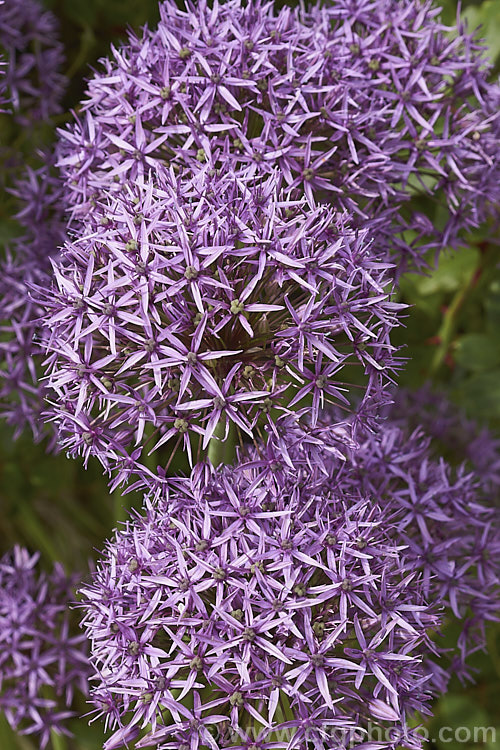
(40, 166, 400, 490)
(80, 460, 437, 750)
(0, 0, 65, 122)
(0, 546, 90, 748)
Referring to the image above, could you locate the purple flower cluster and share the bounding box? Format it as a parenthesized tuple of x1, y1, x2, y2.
(0, 546, 90, 747)
(81, 459, 437, 750)
(0, 0, 67, 442)
(36, 0, 500, 489)
(56, 0, 500, 271)
(335, 411, 500, 691)
(40, 166, 399, 490)
(390, 385, 500, 501)
(1, 2, 499, 747)
(80, 405, 500, 749)
(252, 409, 500, 692)
(0, 157, 66, 442)
(0, 0, 65, 122)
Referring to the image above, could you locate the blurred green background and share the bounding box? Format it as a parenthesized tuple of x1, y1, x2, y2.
(0, 0, 499, 748)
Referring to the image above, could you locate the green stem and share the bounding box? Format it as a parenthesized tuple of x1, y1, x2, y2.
(0, 714, 15, 748)
(429, 263, 483, 376)
(0, 713, 37, 750)
(486, 626, 500, 679)
(50, 729, 67, 750)
(20, 506, 60, 562)
(64, 25, 96, 80)
(207, 419, 237, 467)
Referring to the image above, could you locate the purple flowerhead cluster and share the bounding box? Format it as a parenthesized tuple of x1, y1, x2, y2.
(390, 385, 500, 501)
(0, 546, 90, 747)
(81, 459, 438, 750)
(56, 0, 500, 272)
(0, 0, 65, 122)
(37, 0, 500, 488)
(335, 409, 500, 691)
(81, 399, 500, 748)
(40, 166, 399, 491)
(0, 0, 67, 443)
(0, 157, 66, 442)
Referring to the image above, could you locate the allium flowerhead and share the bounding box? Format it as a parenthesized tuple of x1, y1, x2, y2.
(40, 166, 400, 491)
(0, 2, 67, 444)
(0, 0, 65, 122)
(390, 385, 500, 501)
(81, 459, 438, 750)
(0, 547, 90, 748)
(334, 412, 500, 692)
(0, 157, 66, 442)
(57, 0, 500, 271)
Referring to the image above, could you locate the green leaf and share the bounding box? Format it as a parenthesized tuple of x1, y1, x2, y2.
(67, 718, 107, 749)
(454, 333, 500, 371)
(485, 279, 500, 332)
(406, 247, 480, 297)
(463, 0, 500, 63)
(61, 0, 98, 26)
(453, 370, 500, 421)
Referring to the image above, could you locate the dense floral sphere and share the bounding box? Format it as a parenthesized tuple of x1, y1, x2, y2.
(0, 547, 90, 747)
(40, 166, 399, 489)
(81, 460, 437, 750)
(57, 0, 500, 271)
(0, 0, 65, 122)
